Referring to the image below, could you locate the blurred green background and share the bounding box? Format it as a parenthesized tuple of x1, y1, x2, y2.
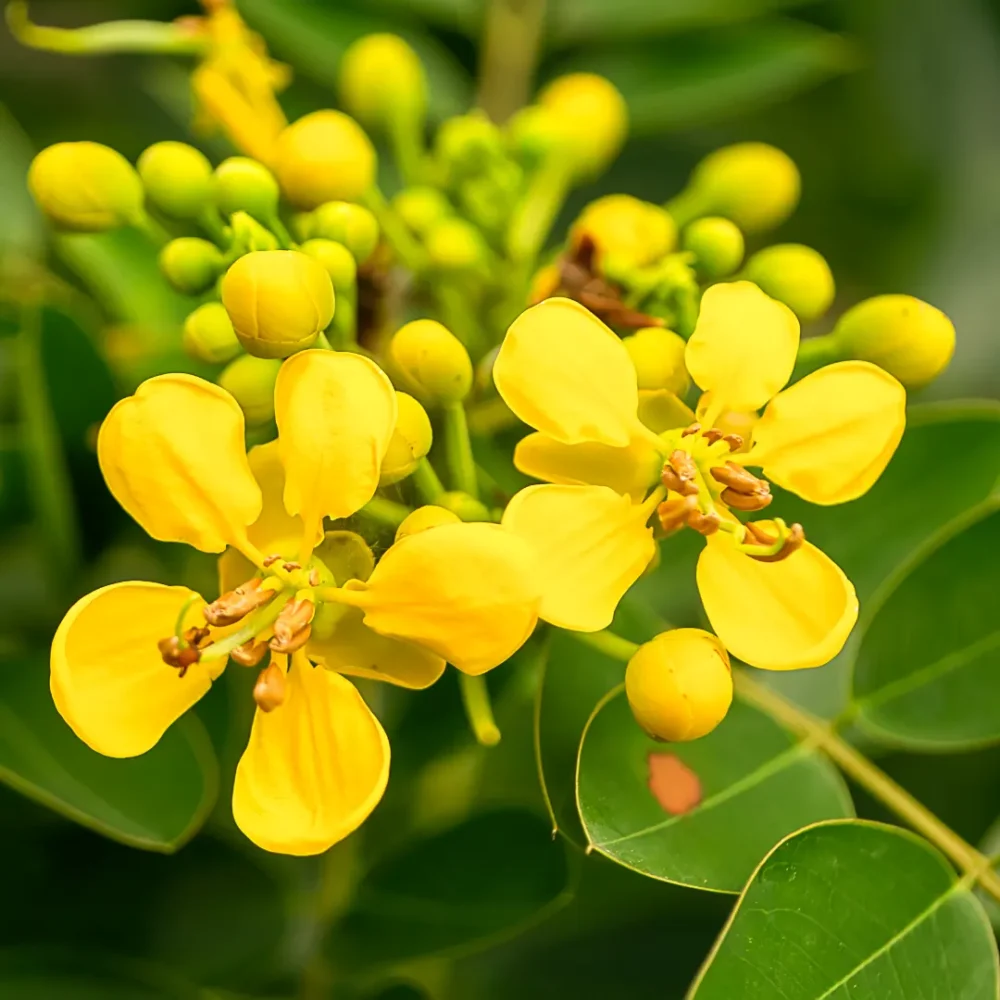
(1, 1, 999, 997)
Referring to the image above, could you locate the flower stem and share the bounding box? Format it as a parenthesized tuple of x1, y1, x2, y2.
(442, 402, 479, 498)
(571, 629, 640, 662)
(506, 158, 571, 264)
(359, 495, 411, 529)
(362, 185, 426, 273)
(411, 457, 445, 504)
(459, 672, 501, 746)
(477, 0, 547, 123)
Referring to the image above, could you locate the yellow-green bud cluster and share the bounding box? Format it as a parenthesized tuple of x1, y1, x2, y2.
(389, 320, 473, 406)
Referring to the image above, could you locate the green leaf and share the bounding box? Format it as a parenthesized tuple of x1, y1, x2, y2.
(327, 808, 571, 968)
(549, 20, 854, 135)
(577, 687, 852, 892)
(689, 820, 1000, 998)
(0, 653, 218, 852)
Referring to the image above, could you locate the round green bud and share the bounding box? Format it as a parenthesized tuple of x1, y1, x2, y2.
(436, 112, 504, 176)
(310, 201, 380, 265)
(394, 504, 461, 543)
(218, 354, 282, 426)
(424, 217, 488, 273)
(681, 216, 744, 279)
(622, 327, 689, 395)
(290, 212, 315, 242)
(28, 141, 144, 232)
(831, 294, 955, 389)
(137, 141, 213, 220)
(159, 237, 225, 295)
(214, 156, 280, 220)
(275, 110, 377, 209)
(229, 210, 280, 252)
(221, 250, 335, 359)
(436, 491, 491, 522)
(182, 302, 241, 364)
(505, 105, 555, 167)
(338, 33, 427, 130)
(742, 244, 835, 322)
(571, 194, 676, 272)
(299, 239, 357, 291)
(380, 392, 433, 486)
(392, 186, 453, 236)
(389, 319, 473, 405)
(625, 629, 733, 742)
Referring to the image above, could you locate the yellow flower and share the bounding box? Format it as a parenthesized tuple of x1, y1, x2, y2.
(493, 285, 908, 671)
(53, 353, 540, 855)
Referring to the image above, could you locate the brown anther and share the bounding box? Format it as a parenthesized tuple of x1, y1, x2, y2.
(723, 434, 744, 452)
(702, 428, 723, 446)
(230, 639, 270, 667)
(744, 521, 806, 562)
(282, 561, 301, 572)
(269, 598, 315, 655)
(661, 450, 700, 497)
(253, 662, 287, 713)
(262, 554, 282, 567)
(657, 496, 697, 533)
(710, 461, 766, 495)
(721, 488, 773, 512)
(686, 508, 721, 536)
(681, 423, 702, 438)
(308, 568, 320, 587)
(157, 636, 202, 677)
(203, 577, 275, 627)
(184, 625, 212, 649)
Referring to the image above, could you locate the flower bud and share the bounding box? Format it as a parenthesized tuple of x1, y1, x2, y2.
(28, 141, 144, 232)
(310, 201, 380, 265)
(182, 302, 241, 365)
(425, 217, 488, 273)
(137, 141, 213, 220)
(625, 629, 733, 742)
(742, 243, 835, 321)
(537, 73, 627, 180)
(159, 237, 225, 295)
(505, 105, 554, 167)
(830, 294, 955, 389)
(218, 355, 282, 426)
(622, 327, 689, 394)
(436, 112, 504, 178)
(339, 33, 427, 131)
(299, 239, 357, 291)
(682, 216, 744, 279)
(393, 186, 453, 235)
(275, 110, 377, 209)
(230, 210, 279, 252)
(380, 392, 433, 486)
(571, 194, 676, 272)
(214, 156, 280, 221)
(394, 504, 461, 543)
(390, 319, 473, 405)
(221, 250, 335, 359)
(436, 491, 491, 522)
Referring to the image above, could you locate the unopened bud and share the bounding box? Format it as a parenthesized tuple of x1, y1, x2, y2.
(625, 629, 733, 742)
(830, 294, 955, 389)
(229, 210, 279, 252)
(505, 105, 555, 167)
(742, 244, 835, 321)
(339, 33, 427, 131)
(214, 156, 280, 221)
(437, 491, 491, 522)
(253, 661, 287, 712)
(275, 110, 377, 209)
(393, 186, 453, 235)
(299, 239, 357, 291)
(622, 327, 689, 395)
(137, 141, 213, 220)
(436, 112, 504, 178)
(182, 302, 241, 364)
(394, 504, 462, 543)
(29, 141, 144, 231)
(682, 217, 744, 279)
(425, 217, 488, 272)
(159, 237, 225, 295)
(571, 194, 676, 272)
(380, 392, 433, 486)
(221, 250, 334, 358)
(389, 319, 473, 405)
(310, 201, 380, 264)
(218, 355, 282, 426)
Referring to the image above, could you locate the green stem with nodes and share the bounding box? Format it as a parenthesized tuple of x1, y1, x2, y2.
(362, 186, 427, 273)
(459, 673, 501, 746)
(477, 0, 548, 124)
(359, 495, 411, 529)
(411, 457, 445, 505)
(565, 627, 1000, 903)
(506, 158, 572, 264)
(442, 402, 479, 498)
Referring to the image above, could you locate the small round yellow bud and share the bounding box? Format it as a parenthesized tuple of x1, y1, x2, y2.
(682, 217, 744, 279)
(218, 355, 282, 426)
(274, 110, 377, 209)
(436, 112, 504, 176)
(625, 629, 733, 742)
(389, 319, 473, 405)
(221, 250, 335, 359)
(425, 217, 488, 272)
(214, 156, 280, 220)
(28, 141, 144, 232)
(159, 237, 225, 295)
(137, 141, 213, 220)
(742, 243, 835, 321)
(338, 33, 427, 130)
(299, 239, 357, 291)
(182, 302, 241, 364)
(436, 491, 491, 522)
(831, 294, 955, 389)
(380, 392, 434, 486)
(393, 186, 453, 235)
(537, 73, 627, 179)
(310, 201, 380, 264)
(394, 504, 462, 543)
(571, 194, 676, 272)
(622, 327, 689, 394)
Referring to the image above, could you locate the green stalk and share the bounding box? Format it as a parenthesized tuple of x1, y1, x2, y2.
(411, 457, 445, 505)
(442, 402, 479, 498)
(459, 673, 501, 746)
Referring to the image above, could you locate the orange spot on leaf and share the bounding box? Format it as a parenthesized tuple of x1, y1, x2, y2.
(647, 753, 702, 815)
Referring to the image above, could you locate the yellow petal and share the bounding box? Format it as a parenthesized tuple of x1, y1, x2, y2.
(339, 522, 540, 675)
(308, 607, 446, 689)
(51, 582, 217, 758)
(636, 389, 696, 434)
(502, 484, 656, 632)
(696, 534, 858, 670)
(246, 440, 312, 557)
(98, 375, 261, 553)
(514, 431, 662, 500)
(749, 361, 907, 505)
(685, 281, 799, 413)
(493, 297, 645, 447)
(233, 659, 389, 855)
(275, 350, 397, 546)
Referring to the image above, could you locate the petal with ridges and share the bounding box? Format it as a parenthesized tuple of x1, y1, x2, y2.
(246, 440, 315, 558)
